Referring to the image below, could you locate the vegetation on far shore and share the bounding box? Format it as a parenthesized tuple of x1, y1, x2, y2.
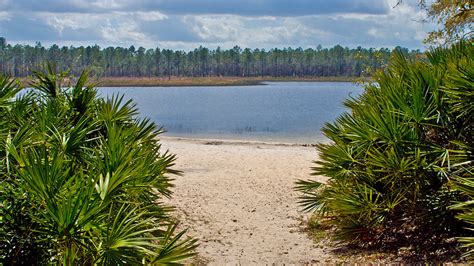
(0, 36, 420, 80)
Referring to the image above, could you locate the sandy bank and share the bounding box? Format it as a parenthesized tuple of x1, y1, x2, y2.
(161, 137, 333, 264)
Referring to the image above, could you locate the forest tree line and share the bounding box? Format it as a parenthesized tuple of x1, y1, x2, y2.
(0, 37, 422, 78)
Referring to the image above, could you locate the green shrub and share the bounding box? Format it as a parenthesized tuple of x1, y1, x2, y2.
(297, 41, 473, 256)
(0, 65, 197, 264)
(450, 167, 474, 258)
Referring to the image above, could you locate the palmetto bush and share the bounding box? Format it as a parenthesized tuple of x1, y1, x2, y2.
(0, 65, 197, 264)
(451, 166, 474, 258)
(297, 41, 473, 254)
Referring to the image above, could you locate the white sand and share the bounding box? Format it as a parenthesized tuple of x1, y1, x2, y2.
(161, 137, 333, 264)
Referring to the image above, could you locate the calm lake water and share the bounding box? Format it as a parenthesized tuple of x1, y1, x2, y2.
(98, 82, 362, 143)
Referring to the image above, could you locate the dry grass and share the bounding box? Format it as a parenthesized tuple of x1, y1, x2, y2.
(17, 75, 363, 87)
(95, 76, 362, 87)
(300, 215, 467, 264)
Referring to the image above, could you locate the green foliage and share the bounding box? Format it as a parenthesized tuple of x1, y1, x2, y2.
(0, 64, 197, 264)
(297, 41, 473, 256)
(420, 0, 472, 44)
(450, 167, 474, 258)
(0, 37, 421, 78)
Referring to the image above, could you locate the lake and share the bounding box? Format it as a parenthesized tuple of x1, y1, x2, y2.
(98, 82, 362, 144)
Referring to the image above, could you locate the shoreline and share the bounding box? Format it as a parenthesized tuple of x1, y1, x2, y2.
(18, 76, 367, 87)
(96, 76, 365, 87)
(159, 135, 323, 147)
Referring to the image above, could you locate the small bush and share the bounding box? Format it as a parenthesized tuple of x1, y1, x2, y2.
(0, 65, 197, 264)
(297, 41, 473, 258)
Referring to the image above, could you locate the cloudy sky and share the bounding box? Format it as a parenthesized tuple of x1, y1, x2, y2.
(0, 0, 435, 50)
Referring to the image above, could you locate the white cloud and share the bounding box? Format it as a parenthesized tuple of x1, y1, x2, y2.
(367, 28, 378, 37)
(326, 0, 433, 46)
(89, 0, 125, 9)
(183, 15, 332, 48)
(135, 11, 168, 21)
(333, 13, 380, 20)
(101, 20, 154, 47)
(42, 13, 99, 35)
(184, 15, 242, 42)
(0, 11, 11, 21)
(38, 12, 154, 46)
(384, 0, 429, 42)
(1, 0, 432, 50)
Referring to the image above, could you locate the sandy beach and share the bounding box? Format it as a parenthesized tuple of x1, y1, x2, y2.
(161, 136, 333, 264)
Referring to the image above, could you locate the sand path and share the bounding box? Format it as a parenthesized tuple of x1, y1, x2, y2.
(161, 137, 333, 264)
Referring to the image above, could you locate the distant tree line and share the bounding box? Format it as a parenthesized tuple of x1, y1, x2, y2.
(0, 37, 422, 78)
